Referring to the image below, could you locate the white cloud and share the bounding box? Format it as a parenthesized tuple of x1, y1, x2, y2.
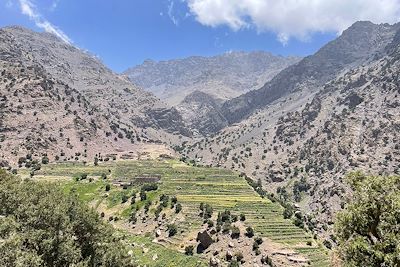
(168, 0, 179, 26)
(185, 0, 400, 44)
(18, 0, 72, 44)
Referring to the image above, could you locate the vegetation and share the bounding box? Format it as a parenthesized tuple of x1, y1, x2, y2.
(0, 169, 134, 266)
(335, 172, 400, 266)
(15, 159, 329, 266)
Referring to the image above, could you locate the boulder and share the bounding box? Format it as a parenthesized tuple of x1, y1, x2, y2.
(197, 231, 214, 250)
(209, 256, 220, 267)
(226, 250, 233, 261)
(155, 229, 161, 237)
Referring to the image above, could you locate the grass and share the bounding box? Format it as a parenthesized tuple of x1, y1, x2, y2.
(25, 159, 330, 266)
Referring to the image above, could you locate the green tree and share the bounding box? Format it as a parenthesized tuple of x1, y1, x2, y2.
(0, 169, 135, 266)
(335, 172, 400, 266)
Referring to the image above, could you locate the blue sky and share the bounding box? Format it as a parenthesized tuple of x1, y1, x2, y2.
(2, 0, 400, 72)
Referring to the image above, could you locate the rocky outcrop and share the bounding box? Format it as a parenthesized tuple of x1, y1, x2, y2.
(177, 91, 228, 135)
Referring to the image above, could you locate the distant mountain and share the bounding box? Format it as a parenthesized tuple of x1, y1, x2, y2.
(181, 21, 400, 236)
(123, 51, 301, 105)
(0, 26, 190, 165)
(176, 91, 228, 135)
(222, 21, 399, 124)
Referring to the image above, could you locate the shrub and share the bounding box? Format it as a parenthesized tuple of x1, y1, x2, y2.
(41, 156, 49, 164)
(254, 236, 263, 245)
(167, 224, 178, 237)
(235, 251, 244, 262)
(121, 195, 128, 203)
(175, 203, 182, 213)
(231, 226, 240, 239)
(245, 226, 254, 237)
(105, 184, 111, 191)
(185, 245, 194, 255)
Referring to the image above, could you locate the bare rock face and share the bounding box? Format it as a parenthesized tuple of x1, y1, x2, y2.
(177, 91, 228, 135)
(124, 51, 301, 106)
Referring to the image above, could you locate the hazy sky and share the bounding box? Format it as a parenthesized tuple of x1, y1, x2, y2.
(2, 0, 400, 72)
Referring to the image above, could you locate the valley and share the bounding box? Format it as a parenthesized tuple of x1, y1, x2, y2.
(18, 158, 330, 266)
(1, 14, 400, 267)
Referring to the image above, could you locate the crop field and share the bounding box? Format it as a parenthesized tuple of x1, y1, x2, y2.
(19, 159, 330, 266)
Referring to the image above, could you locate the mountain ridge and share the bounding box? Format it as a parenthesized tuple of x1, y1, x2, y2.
(123, 51, 301, 105)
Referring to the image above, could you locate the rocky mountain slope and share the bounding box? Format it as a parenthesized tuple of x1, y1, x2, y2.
(222, 21, 399, 124)
(0, 26, 190, 166)
(181, 21, 400, 238)
(176, 90, 228, 135)
(123, 51, 300, 105)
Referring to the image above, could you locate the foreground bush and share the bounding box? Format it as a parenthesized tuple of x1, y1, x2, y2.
(335, 172, 400, 266)
(0, 169, 135, 267)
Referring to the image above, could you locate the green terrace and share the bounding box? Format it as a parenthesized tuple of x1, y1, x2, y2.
(19, 159, 330, 266)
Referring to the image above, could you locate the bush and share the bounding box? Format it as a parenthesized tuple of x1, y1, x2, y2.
(231, 226, 240, 239)
(245, 226, 254, 237)
(235, 251, 244, 262)
(167, 224, 178, 237)
(175, 203, 182, 213)
(140, 191, 147, 201)
(254, 236, 263, 245)
(121, 195, 128, 203)
(144, 201, 151, 213)
(228, 260, 239, 267)
(105, 184, 111, 191)
(239, 213, 246, 221)
(252, 241, 259, 251)
(185, 245, 194, 255)
(141, 183, 158, 192)
(41, 156, 49, 164)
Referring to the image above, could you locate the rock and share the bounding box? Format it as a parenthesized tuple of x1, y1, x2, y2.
(228, 242, 234, 248)
(209, 256, 220, 267)
(155, 229, 161, 237)
(226, 250, 233, 261)
(142, 247, 149, 254)
(152, 254, 158, 261)
(197, 231, 214, 250)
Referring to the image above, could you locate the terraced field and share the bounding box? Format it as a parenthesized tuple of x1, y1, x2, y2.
(19, 159, 330, 266)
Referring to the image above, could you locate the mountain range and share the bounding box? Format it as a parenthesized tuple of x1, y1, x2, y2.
(123, 52, 300, 105)
(1, 21, 400, 240)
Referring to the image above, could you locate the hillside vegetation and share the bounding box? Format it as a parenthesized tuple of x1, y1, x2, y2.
(16, 159, 330, 266)
(0, 169, 135, 267)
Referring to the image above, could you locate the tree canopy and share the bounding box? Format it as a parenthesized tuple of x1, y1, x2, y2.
(335, 172, 400, 266)
(0, 169, 135, 267)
